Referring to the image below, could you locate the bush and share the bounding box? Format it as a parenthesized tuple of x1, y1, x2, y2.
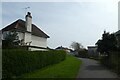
(2, 49, 66, 78)
(77, 49, 89, 58)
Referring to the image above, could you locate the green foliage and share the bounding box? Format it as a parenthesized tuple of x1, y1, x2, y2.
(71, 41, 84, 51)
(21, 55, 82, 78)
(2, 49, 66, 78)
(2, 30, 20, 49)
(96, 32, 117, 54)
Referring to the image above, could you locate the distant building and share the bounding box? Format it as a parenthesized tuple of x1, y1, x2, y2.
(55, 46, 74, 54)
(87, 46, 99, 57)
(2, 12, 50, 51)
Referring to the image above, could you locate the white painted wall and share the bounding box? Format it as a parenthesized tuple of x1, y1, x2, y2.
(31, 35, 47, 48)
(17, 32, 24, 40)
(14, 32, 48, 50)
(30, 47, 48, 51)
(24, 32, 31, 45)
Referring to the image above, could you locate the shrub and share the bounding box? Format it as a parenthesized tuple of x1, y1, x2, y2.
(2, 49, 66, 78)
(77, 49, 89, 58)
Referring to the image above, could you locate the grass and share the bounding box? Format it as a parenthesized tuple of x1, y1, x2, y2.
(21, 55, 82, 78)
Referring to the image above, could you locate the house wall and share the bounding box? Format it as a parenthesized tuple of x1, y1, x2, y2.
(3, 31, 24, 41)
(18, 32, 48, 50)
(24, 32, 32, 45)
(88, 47, 98, 57)
(17, 32, 24, 40)
(30, 47, 48, 51)
(31, 35, 47, 48)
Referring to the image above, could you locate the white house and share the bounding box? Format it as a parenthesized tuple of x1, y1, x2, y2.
(2, 12, 50, 51)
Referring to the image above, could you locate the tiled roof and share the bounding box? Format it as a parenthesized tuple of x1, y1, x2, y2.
(2, 19, 50, 38)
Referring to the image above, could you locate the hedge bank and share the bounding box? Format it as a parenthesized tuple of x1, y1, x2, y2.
(2, 49, 66, 78)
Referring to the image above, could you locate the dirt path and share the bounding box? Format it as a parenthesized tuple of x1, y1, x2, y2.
(77, 58, 118, 78)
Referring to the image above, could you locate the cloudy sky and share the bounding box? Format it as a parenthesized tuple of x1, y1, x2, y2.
(1, 0, 119, 49)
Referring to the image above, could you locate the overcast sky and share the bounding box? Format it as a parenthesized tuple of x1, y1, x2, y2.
(1, 0, 119, 49)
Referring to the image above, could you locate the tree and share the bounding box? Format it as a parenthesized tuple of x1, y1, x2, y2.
(70, 41, 83, 51)
(2, 30, 20, 49)
(96, 31, 117, 56)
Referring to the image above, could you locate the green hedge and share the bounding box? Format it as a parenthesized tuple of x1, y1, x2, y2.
(99, 51, 120, 75)
(2, 49, 66, 78)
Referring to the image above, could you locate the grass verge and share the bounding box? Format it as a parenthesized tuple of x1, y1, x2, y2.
(21, 55, 82, 78)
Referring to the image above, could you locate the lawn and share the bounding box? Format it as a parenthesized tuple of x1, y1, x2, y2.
(21, 55, 82, 78)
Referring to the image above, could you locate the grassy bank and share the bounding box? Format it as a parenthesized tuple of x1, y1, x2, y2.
(21, 55, 82, 78)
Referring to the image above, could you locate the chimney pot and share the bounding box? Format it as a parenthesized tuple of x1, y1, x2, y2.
(26, 12, 32, 18)
(28, 12, 31, 16)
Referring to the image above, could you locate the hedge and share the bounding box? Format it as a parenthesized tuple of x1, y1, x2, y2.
(2, 49, 66, 78)
(99, 51, 120, 75)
